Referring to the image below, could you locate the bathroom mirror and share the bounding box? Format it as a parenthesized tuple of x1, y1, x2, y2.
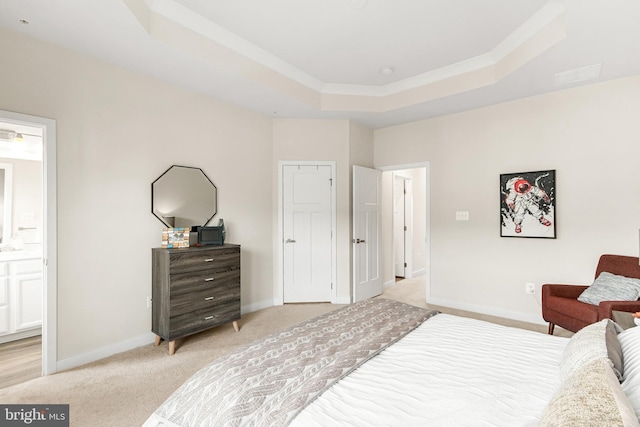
(151, 165, 217, 228)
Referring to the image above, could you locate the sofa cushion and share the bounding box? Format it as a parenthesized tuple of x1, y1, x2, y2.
(578, 272, 640, 306)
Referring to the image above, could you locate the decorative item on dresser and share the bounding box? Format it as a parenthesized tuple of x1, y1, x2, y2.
(152, 244, 241, 355)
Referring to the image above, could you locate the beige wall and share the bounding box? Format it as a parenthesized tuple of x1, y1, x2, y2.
(348, 122, 374, 169)
(0, 29, 274, 361)
(374, 75, 640, 323)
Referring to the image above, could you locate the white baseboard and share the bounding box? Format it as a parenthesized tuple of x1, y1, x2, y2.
(427, 296, 546, 326)
(383, 280, 396, 289)
(0, 327, 41, 344)
(242, 298, 273, 314)
(334, 296, 351, 304)
(56, 332, 157, 372)
(56, 300, 272, 372)
(272, 297, 351, 305)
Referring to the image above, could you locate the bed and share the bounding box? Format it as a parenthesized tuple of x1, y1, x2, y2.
(143, 298, 640, 426)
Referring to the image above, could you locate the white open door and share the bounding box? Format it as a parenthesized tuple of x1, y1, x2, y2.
(393, 175, 406, 278)
(353, 165, 382, 302)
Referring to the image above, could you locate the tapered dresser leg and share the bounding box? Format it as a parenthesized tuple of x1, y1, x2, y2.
(233, 321, 239, 332)
(154, 335, 161, 346)
(169, 340, 176, 355)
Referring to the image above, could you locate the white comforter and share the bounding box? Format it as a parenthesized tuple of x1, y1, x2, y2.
(291, 313, 568, 427)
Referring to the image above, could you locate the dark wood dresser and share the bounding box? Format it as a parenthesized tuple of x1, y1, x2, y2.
(151, 244, 241, 355)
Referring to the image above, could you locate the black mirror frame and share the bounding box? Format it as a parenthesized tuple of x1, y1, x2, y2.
(151, 165, 217, 228)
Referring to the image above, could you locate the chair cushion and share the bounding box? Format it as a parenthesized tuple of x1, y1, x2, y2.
(546, 295, 599, 324)
(578, 272, 640, 306)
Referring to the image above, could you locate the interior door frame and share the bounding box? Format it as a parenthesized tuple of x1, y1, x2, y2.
(276, 161, 337, 305)
(379, 162, 430, 302)
(0, 109, 57, 375)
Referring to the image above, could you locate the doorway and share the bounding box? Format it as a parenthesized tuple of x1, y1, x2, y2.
(381, 163, 429, 301)
(0, 109, 57, 386)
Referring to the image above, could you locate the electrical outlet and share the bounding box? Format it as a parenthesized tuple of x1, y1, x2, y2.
(525, 283, 536, 294)
(146, 296, 152, 309)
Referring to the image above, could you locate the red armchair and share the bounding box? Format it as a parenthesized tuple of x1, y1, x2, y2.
(542, 254, 640, 335)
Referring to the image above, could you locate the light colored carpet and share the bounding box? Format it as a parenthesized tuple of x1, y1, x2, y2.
(382, 276, 573, 337)
(0, 276, 569, 426)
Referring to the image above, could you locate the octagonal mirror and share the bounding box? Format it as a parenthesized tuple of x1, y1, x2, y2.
(152, 165, 217, 228)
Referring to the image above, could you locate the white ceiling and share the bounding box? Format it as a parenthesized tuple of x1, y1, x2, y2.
(2, 0, 640, 129)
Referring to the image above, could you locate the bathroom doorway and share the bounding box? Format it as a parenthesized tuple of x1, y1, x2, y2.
(0, 110, 57, 387)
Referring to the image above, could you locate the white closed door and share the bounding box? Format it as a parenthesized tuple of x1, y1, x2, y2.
(283, 165, 333, 302)
(353, 166, 382, 302)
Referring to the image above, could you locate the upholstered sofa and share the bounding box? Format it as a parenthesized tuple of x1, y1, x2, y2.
(542, 254, 640, 335)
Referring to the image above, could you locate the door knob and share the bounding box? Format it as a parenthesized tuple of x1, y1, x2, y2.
(352, 238, 366, 244)
(285, 238, 296, 243)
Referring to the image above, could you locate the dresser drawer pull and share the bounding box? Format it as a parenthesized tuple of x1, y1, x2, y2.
(204, 277, 215, 282)
(204, 258, 214, 262)
(204, 316, 215, 321)
(204, 296, 215, 301)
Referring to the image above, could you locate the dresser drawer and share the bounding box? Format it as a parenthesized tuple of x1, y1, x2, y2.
(169, 248, 240, 274)
(169, 301, 240, 338)
(169, 267, 240, 292)
(170, 283, 240, 317)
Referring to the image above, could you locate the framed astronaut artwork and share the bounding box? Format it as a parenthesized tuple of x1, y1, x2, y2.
(500, 170, 556, 238)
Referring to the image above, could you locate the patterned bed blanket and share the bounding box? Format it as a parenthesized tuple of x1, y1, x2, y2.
(143, 298, 438, 427)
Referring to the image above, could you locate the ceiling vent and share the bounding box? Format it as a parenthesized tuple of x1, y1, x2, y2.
(554, 63, 602, 86)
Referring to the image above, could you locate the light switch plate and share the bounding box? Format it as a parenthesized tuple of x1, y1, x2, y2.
(455, 211, 469, 221)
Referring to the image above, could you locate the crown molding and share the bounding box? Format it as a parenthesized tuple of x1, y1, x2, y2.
(124, 0, 566, 112)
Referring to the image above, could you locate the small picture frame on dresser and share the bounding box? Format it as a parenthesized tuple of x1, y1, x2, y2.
(161, 227, 190, 248)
